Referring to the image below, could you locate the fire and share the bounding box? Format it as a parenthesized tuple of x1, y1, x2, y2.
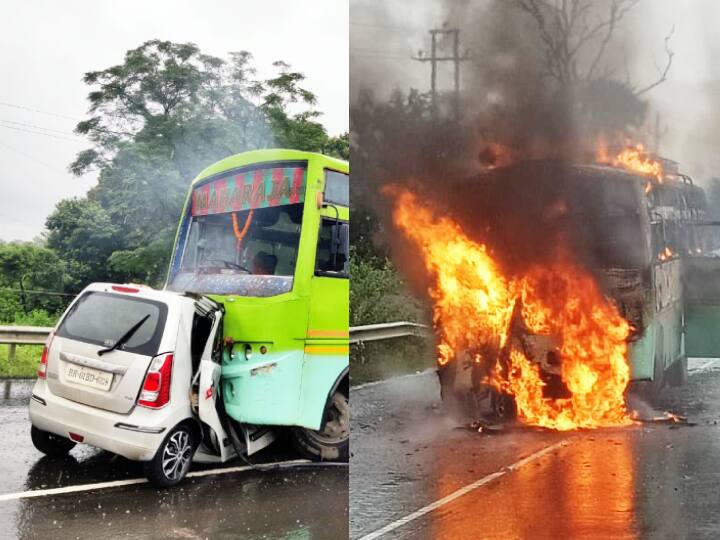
(658, 246, 673, 261)
(386, 185, 633, 431)
(479, 142, 515, 169)
(597, 142, 664, 181)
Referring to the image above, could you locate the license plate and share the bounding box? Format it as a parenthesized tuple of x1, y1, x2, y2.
(65, 364, 113, 391)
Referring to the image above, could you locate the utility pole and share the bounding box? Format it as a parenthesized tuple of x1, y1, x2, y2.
(413, 27, 471, 121)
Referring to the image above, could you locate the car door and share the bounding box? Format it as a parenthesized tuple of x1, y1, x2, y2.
(195, 301, 233, 462)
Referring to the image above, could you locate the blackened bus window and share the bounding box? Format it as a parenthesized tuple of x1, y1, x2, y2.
(324, 170, 349, 206)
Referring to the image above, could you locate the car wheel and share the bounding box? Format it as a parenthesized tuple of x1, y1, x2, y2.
(31, 426, 76, 457)
(291, 389, 349, 462)
(144, 424, 196, 488)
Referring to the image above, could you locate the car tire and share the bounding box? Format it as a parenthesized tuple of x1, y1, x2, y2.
(291, 389, 349, 462)
(30, 425, 76, 457)
(144, 424, 196, 488)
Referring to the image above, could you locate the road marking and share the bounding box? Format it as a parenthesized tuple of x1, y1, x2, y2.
(0, 458, 333, 502)
(353, 369, 436, 391)
(357, 440, 567, 540)
(689, 358, 719, 373)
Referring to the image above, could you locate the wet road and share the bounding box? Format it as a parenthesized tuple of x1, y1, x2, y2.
(350, 360, 720, 539)
(0, 380, 348, 540)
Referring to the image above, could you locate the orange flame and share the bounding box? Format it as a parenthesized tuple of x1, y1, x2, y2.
(658, 246, 673, 261)
(597, 142, 663, 181)
(386, 186, 633, 431)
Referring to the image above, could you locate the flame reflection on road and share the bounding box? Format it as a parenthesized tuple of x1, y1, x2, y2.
(428, 436, 637, 539)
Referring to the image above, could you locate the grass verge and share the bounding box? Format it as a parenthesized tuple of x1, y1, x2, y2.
(0, 344, 42, 378)
(350, 336, 436, 386)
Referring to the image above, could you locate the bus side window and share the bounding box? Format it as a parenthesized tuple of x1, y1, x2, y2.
(315, 218, 349, 277)
(651, 222, 665, 260)
(324, 170, 349, 206)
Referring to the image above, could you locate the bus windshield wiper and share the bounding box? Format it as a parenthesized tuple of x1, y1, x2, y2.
(98, 314, 151, 356)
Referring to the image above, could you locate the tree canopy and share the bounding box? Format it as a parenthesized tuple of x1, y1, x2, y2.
(0, 242, 66, 320)
(43, 40, 347, 293)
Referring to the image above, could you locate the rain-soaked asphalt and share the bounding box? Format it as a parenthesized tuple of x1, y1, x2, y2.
(350, 359, 720, 539)
(0, 380, 347, 540)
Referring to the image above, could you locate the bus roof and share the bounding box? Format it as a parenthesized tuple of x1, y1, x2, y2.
(191, 149, 348, 187)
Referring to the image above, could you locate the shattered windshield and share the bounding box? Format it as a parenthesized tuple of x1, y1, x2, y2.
(170, 204, 302, 297)
(169, 163, 307, 297)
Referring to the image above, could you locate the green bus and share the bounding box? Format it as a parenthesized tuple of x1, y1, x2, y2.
(167, 149, 349, 461)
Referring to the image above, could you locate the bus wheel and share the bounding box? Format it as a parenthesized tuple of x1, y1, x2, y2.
(650, 329, 665, 403)
(666, 356, 687, 388)
(292, 389, 349, 462)
(491, 390, 517, 422)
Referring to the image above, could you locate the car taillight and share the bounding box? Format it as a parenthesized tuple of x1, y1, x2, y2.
(138, 353, 173, 409)
(37, 332, 54, 379)
(111, 285, 140, 293)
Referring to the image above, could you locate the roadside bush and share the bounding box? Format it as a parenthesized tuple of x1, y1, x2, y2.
(350, 251, 424, 326)
(350, 250, 435, 384)
(12, 309, 59, 327)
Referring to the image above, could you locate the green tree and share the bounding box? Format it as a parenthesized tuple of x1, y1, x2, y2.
(324, 132, 349, 160)
(0, 242, 65, 318)
(45, 198, 121, 290)
(52, 40, 343, 288)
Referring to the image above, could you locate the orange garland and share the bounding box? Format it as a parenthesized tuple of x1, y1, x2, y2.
(231, 209, 254, 251)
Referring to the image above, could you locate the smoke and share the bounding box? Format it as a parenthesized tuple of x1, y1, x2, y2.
(351, 0, 719, 172)
(351, 0, 720, 285)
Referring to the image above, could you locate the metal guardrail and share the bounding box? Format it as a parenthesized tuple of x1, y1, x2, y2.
(0, 321, 430, 362)
(0, 326, 52, 363)
(349, 322, 430, 344)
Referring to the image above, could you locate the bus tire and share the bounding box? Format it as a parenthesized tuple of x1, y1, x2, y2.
(144, 423, 197, 488)
(291, 389, 349, 462)
(651, 328, 665, 402)
(666, 356, 687, 388)
(31, 426, 76, 457)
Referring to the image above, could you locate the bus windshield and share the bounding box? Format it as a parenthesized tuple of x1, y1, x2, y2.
(168, 161, 308, 297)
(170, 204, 302, 297)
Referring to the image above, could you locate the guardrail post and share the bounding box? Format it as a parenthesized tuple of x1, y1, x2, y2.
(8, 344, 16, 364)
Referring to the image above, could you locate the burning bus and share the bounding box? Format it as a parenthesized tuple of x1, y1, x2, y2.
(386, 150, 720, 430)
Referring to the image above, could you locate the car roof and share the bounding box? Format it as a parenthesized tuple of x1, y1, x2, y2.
(80, 283, 194, 307)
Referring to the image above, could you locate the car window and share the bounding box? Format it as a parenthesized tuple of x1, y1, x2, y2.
(56, 292, 168, 356)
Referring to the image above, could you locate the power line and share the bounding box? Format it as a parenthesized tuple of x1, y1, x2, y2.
(0, 123, 86, 144)
(0, 101, 79, 121)
(351, 47, 412, 55)
(350, 52, 411, 60)
(0, 139, 68, 174)
(350, 22, 424, 32)
(0, 118, 78, 137)
(413, 28, 472, 121)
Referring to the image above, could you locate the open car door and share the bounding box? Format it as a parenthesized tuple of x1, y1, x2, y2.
(194, 299, 234, 462)
(684, 254, 720, 357)
(193, 297, 276, 461)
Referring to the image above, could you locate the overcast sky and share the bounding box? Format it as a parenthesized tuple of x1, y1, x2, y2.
(0, 0, 348, 242)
